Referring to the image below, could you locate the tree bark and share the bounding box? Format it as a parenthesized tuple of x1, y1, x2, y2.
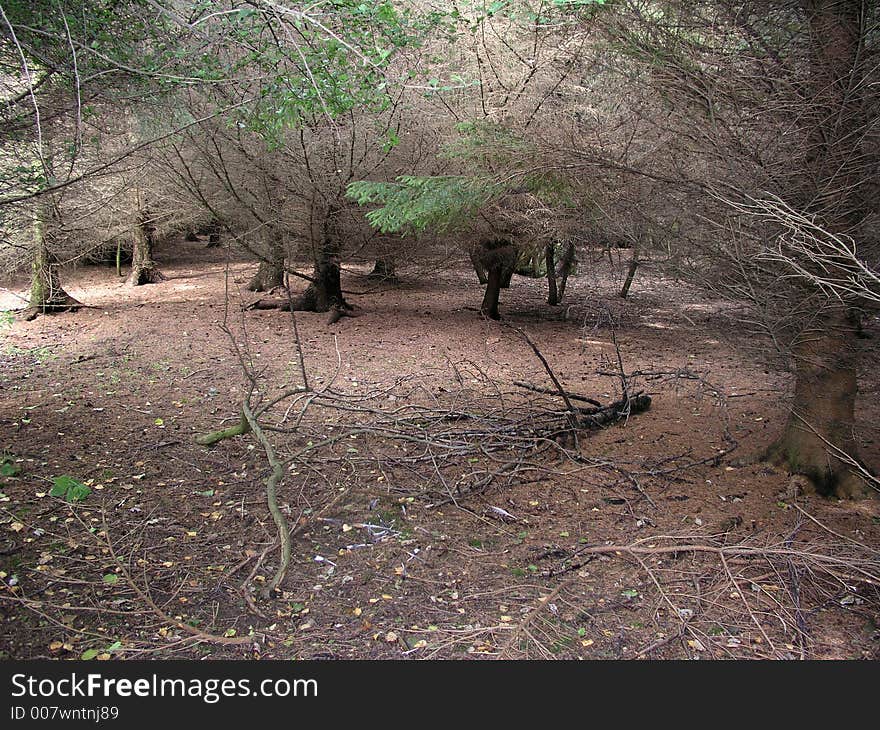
(475, 239, 516, 319)
(201, 220, 221, 248)
(248, 240, 285, 292)
(24, 202, 80, 319)
(500, 259, 515, 288)
(128, 212, 165, 286)
(248, 208, 350, 320)
(762, 1, 875, 498)
(764, 306, 872, 498)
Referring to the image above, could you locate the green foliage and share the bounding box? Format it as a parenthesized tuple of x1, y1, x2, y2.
(348, 170, 574, 235)
(348, 119, 575, 234)
(222, 1, 419, 145)
(347, 175, 500, 233)
(2, 0, 425, 157)
(1, 1, 180, 84)
(0, 455, 21, 479)
(49, 475, 91, 503)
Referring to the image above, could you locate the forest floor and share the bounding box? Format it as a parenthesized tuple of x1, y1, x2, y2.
(1, 238, 879, 660)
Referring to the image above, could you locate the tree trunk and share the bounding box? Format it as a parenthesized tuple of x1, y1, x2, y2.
(128, 212, 165, 286)
(481, 261, 503, 320)
(545, 241, 559, 306)
(761, 1, 875, 499)
(248, 240, 285, 292)
(764, 307, 872, 498)
(248, 209, 350, 320)
(25, 202, 80, 320)
(294, 248, 347, 312)
(367, 257, 399, 283)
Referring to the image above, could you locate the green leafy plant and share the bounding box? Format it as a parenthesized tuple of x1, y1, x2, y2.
(0, 455, 21, 479)
(49, 475, 91, 503)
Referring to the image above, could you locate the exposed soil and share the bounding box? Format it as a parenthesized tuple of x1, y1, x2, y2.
(1, 239, 878, 660)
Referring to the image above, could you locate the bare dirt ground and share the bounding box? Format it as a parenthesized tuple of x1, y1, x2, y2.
(1, 239, 878, 660)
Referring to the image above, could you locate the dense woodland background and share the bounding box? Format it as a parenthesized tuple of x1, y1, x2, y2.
(0, 1, 878, 660)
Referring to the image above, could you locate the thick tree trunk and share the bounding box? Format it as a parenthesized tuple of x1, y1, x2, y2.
(248, 241, 285, 292)
(367, 257, 399, 283)
(248, 209, 351, 322)
(761, 2, 875, 498)
(294, 251, 347, 312)
(545, 242, 559, 306)
(25, 204, 80, 320)
(764, 307, 872, 498)
(128, 213, 165, 286)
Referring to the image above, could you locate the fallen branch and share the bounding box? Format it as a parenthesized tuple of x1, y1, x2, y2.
(241, 400, 291, 599)
(513, 380, 602, 407)
(195, 412, 251, 446)
(577, 392, 651, 428)
(506, 325, 579, 430)
(92, 514, 261, 646)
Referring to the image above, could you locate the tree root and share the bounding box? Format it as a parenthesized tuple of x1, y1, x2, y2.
(246, 297, 361, 325)
(128, 263, 166, 286)
(21, 293, 82, 321)
(246, 297, 290, 311)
